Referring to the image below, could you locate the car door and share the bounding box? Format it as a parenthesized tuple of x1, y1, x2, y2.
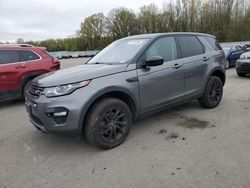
(0, 50, 29, 92)
(176, 35, 208, 98)
(137, 36, 185, 114)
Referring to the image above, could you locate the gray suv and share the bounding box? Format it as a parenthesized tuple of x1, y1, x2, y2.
(25, 33, 226, 149)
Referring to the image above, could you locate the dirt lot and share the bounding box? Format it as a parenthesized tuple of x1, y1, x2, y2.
(0, 58, 250, 188)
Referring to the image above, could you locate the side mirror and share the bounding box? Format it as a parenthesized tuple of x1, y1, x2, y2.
(143, 56, 164, 67)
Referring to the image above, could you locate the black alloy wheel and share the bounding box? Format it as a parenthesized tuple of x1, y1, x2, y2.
(99, 108, 128, 143)
(209, 78, 223, 105)
(199, 76, 223, 108)
(85, 98, 132, 149)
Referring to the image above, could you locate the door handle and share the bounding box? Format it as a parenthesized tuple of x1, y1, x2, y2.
(15, 63, 27, 69)
(173, 63, 183, 69)
(203, 56, 209, 61)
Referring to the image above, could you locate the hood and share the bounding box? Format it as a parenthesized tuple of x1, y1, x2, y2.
(33, 63, 128, 87)
(242, 51, 250, 58)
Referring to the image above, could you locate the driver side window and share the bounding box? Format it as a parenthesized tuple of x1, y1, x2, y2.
(145, 37, 177, 62)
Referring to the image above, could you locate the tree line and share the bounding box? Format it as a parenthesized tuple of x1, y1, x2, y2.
(16, 0, 250, 51)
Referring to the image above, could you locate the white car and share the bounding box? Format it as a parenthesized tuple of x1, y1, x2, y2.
(72, 52, 80, 58)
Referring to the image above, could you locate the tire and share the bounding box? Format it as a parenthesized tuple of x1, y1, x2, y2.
(22, 80, 32, 97)
(199, 76, 223, 108)
(85, 98, 132, 149)
(226, 59, 230, 69)
(237, 72, 245, 77)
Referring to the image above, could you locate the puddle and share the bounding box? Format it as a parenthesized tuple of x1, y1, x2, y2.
(166, 132, 179, 140)
(158, 129, 167, 134)
(178, 117, 211, 129)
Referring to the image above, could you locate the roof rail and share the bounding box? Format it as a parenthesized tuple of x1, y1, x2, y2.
(0, 44, 34, 47)
(19, 44, 34, 47)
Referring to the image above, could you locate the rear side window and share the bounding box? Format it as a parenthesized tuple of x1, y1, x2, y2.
(18, 50, 40, 61)
(145, 36, 177, 62)
(178, 36, 204, 58)
(202, 36, 222, 51)
(0, 50, 19, 64)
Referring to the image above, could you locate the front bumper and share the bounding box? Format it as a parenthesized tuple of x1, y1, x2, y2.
(236, 60, 250, 74)
(25, 87, 96, 136)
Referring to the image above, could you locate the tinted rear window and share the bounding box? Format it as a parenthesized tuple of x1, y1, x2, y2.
(0, 50, 19, 64)
(18, 50, 40, 61)
(178, 36, 204, 58)
(203, 36, 222, 51)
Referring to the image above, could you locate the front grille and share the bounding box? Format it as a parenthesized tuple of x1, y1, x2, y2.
(247, 57, 250, 59)
(28, 84, 44, 98)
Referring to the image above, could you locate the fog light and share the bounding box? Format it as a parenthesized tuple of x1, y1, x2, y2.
(53, 111, 67, 117)
(46, 107, 69, 125)
(46, 107, 68, 118)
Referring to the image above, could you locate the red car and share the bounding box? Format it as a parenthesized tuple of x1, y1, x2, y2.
(0, 44, 60, 101)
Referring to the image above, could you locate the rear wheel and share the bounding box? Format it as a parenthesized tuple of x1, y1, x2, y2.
(85, 98, 132, 149)
(199, 76, 223, 108)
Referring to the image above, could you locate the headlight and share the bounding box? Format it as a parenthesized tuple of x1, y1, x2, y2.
(44, 80, 91, 97)
(240, 55, 246, 60)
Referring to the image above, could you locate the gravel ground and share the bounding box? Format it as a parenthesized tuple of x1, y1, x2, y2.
(0, 58, 250, 188)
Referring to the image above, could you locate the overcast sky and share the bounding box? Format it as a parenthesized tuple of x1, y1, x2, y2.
(0, 0, 167, 42)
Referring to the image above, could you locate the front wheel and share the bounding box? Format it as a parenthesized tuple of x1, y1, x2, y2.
(85, 98, 132, 149)
(199, 76, 223, 108)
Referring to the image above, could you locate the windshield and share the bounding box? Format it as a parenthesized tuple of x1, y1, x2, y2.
(220, 44, 232, 54)
(88, 38, 149, 64)
(222, 47, 230, 54)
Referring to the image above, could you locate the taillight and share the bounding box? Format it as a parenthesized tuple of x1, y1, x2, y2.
(53, 58, 60, 64)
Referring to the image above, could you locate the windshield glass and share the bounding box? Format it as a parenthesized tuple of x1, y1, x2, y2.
(220, 44, 232, 54)
(88, 38, 149, 64)
(222, 47, 230, 53)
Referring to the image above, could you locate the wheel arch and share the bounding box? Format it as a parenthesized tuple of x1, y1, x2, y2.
(210, 69, 226, 85)
(201, 67, 225, 97)
(79, 87, 140, 133)
(21, 72, 48, 94)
